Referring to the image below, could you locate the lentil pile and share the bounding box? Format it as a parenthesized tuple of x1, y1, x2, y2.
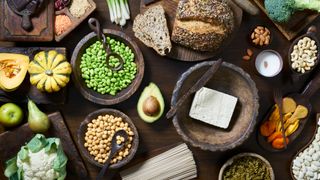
(55, 15, 72, 36)
(80, 39, 137, 96)
(84, 114, 134, 164)
(223, 156, 271, 180)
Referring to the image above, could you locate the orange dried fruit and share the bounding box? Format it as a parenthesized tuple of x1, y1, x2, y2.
(272, 137, 289, 149)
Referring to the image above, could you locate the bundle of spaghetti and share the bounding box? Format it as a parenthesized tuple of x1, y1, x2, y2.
(120, 143, 197, 180)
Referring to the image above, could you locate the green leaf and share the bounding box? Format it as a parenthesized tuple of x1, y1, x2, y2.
(17, 146, 29, 162)
(26, 134, 47, 153)
(45, 138, 59, 153)
(4, 156, 18, 178)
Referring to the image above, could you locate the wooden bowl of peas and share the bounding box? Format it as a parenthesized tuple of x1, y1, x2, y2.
(71, 29, 144, 105)
(77, 108, 139, 169)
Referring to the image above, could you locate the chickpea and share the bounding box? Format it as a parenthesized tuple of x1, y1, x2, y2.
(84, 113, 134, 165)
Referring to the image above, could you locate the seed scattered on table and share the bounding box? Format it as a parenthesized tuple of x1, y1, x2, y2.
(84, 114, 134, 164)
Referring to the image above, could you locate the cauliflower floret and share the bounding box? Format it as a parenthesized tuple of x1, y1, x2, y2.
(17, 148, 59, 180)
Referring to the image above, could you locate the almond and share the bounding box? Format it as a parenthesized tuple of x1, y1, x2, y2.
(247, 49, 253, 57)
(243, 55, 250, 61)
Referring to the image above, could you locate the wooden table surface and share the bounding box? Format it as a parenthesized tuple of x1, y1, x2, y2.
(11, 0, 320, 179)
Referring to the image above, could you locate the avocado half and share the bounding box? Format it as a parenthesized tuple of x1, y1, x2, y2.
(137, 83, 165, 123)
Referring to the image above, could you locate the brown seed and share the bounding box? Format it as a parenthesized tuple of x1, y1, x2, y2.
(251, 32, 255, 39)
(243, 55, 250, 61)
(259, 39, 264, 46)
(253, 38, 259, 45)
(257, 26, 264, 30)
(247, 49, 253, 57)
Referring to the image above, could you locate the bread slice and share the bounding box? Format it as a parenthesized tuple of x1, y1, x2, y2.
(133, 5, 171, 56)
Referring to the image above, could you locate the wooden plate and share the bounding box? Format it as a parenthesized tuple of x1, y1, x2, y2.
(0, 47, 67, 104)
(140, 0, 242, 62)
(0, 112, 88, 180)
(257, 96, 311, 152)
(71, 29, 144, 105)
(253, 0, 319, 40)
(77, 108, 139, 169)
(55, 0, 96, 42)
(171, 61, 259, 151)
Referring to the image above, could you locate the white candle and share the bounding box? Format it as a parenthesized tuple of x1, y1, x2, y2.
(255, 50, 283, 77)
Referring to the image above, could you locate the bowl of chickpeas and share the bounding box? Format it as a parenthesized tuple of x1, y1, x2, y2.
(77, 108, 139, 169)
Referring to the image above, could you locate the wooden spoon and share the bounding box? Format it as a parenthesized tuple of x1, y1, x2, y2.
(257, 71, 320, 152)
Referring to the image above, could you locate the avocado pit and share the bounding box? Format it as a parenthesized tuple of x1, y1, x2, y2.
(142, 96, 160, 116)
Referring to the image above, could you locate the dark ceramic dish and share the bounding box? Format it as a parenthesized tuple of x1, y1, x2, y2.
(290, 114, 320, 180)
(77, 108, 139, 169)
(288, 26, 320, 76)
(258, 71, 320, 152)
(71, 29, 144, 105)
(218, 153, 275, 180)
(171, 61, 259, 151)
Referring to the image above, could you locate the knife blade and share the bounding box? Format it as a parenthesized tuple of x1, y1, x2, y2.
(144, 0, 158, 6)
(166, 59, 223, 119)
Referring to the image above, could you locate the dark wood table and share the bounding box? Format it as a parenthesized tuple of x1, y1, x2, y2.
(12, 1, 320, 179)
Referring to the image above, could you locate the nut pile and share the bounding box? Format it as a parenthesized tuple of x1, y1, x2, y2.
(250, 26, 271, 46)
(84, 114, 134, 164)
(292, 126, 320, 179)
(290, 37, 318, 74)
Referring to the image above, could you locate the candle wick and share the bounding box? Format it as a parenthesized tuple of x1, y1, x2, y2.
(264, 61, 268, 68)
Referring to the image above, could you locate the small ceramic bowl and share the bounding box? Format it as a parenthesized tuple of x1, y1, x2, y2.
(218, 153, 275, 180)
(71, 29, 144, 105)
(77, 108, 139, 169)
(255, 49, 283, 77)
(248, 26, 272, 48)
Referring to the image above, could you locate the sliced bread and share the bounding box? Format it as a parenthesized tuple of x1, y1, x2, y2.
(133, 5, 171, 56)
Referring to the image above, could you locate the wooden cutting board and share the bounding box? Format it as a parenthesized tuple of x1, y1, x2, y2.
(140, 0, 242, 61)
(0, 112, 89, 180)
(253, 0, 319, 40)
(0, 47, 67, 104)
(0, 0, 54, 42)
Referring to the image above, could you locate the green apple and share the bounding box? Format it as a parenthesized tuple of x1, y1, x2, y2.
(0, 103, 23, 127)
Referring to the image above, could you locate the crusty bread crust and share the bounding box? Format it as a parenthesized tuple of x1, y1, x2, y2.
(172, 0, 234, 52)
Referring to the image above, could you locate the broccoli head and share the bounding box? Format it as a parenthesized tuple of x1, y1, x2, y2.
(265, 0, 295, 23)
(265, 0, 320, 23)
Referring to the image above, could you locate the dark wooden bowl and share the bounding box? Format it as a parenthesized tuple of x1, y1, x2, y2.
(290, 114, 319, 179)
(77, 108, 139, 169)
(257, 71, 320, 152)
(171, 61, 259, 151)
(71, 29, 144, 105)
(218, 153, 275, 180)
(288, 26, 320, 77)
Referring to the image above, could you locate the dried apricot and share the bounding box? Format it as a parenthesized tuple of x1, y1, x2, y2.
(272, 137, 289, 149)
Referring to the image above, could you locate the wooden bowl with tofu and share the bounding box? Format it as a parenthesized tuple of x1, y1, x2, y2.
(171, 61, 259, 151)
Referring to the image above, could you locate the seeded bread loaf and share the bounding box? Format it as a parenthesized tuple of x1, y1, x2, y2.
(171, 0, 234, 52)
(133, 5, 172, 56)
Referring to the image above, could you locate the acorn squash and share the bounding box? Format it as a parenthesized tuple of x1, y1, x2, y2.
(0, 53, 29, 92)
(28, 50, 72, 93)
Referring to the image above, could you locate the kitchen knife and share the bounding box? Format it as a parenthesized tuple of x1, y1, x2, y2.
(166, 59, 223, 119)
(144, 0, 158, 6)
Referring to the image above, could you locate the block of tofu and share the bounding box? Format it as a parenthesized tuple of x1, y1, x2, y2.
(189, 87, 238, 129)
